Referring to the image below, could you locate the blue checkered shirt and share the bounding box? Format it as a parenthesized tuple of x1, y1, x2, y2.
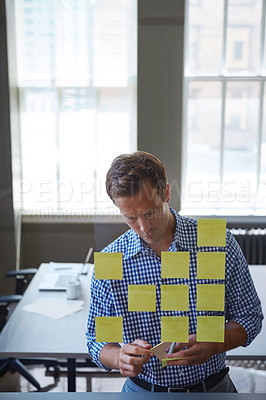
(86, 208, 263, 388)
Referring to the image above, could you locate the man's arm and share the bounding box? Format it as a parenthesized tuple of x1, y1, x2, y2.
(100, 340, 153, 376)
(166, 321, 247, 366)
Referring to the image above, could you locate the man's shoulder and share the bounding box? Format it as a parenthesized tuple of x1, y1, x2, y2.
(102, 228, 137, 254)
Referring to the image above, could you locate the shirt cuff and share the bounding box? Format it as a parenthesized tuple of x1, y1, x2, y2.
(89, 341, 112, 371)
(231, 317, 262, 347)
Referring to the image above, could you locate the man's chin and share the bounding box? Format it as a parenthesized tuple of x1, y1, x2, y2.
(141, 232, 158, 243)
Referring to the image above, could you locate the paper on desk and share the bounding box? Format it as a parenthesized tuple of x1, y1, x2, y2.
(22, 297, 84, 319)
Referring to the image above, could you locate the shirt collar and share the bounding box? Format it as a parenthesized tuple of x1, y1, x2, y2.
(123, 230, 143, 260)
(170, 207, 197, 251)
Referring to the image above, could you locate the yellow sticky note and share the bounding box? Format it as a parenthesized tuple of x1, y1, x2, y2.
(161, 285, 189, 311)
(197, 219, 226, 247)
(95, 252, 123, 280)
(161, 252, 190, 279)
(197, 252, 225, 280)
(197, 284, 225, 311)
(161, 316, 189, 342)
(197, 316, 225, 342)
(95, 316, 123, 343)
(128, 285, 156, 312)
(161, 357, 186, 368)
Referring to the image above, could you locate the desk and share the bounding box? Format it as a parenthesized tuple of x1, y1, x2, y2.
(0, 393, 265, 399)
(0, 264, 265, 392)
(0, 263, 93, 392)
(227, 265, 266, 360)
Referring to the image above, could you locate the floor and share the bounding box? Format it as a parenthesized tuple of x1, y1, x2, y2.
(0, 361, 265, 393)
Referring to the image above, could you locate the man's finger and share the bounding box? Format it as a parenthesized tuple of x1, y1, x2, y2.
(132, 339, 152, 349)
(122, 342, 153, 358)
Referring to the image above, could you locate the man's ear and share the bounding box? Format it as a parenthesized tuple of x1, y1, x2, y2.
(165, 183, 171, 203)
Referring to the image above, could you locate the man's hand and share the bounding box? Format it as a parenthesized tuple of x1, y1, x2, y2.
(165, 322, 247, 366)
(119, 340, 153, 376)
(165, 334, 222, 366)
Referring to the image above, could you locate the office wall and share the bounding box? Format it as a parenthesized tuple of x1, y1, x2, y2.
(0, 0, 16, 293)
(138, 0, 184, 212)
(20, 222, 128, 268)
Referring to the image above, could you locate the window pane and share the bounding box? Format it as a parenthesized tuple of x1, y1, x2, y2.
(259, 82, 266, 202)
(183, 0, 266, 216)
(223, 81, 260, 204)
(93, 0, 134, 87)
(226, 0, 262, 75)
(59, 89, 96, 212)
(20, 89, 58, 211)
(186, 0, 224, 75)
(184, 81, 222, 204)
(264, 14, 266, 74)
(14, 0, 137, 214)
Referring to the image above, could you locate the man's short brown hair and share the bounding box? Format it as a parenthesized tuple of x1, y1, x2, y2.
(106, 151, 167, 203)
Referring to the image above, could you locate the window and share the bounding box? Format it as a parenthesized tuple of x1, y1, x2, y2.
(11, 0, 137, 216)
(182, 0, 266, 216)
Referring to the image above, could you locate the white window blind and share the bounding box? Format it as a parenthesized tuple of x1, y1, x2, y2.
(182, 0, 266, 216)
(13, 0, 137, 216)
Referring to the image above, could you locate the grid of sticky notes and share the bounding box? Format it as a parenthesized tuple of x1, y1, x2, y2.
(196, 219, 226, 343)
(94, 218, 226, 344)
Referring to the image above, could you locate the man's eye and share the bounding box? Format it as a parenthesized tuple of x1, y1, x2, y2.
(125, 216, 136, 221)
(146, 211, 154, 218)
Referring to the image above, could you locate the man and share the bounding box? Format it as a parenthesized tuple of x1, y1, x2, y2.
(86, 151, 263, 392)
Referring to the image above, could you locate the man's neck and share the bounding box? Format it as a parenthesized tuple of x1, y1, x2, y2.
(149, 212, 176, 257)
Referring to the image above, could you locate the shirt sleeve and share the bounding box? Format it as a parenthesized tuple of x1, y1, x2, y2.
(225, 232, 264, 347)
(86, 269, 117, 371)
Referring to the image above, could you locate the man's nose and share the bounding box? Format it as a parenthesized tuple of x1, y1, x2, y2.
(138, 217, 151, 233)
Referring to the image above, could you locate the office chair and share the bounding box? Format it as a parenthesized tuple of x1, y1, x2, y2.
(0, 268, 41, 390)
(0, 268, 37, 330)
(6, 268, 38, 295)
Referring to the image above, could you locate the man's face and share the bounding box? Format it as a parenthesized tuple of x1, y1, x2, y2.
(115, 180, 172, 246)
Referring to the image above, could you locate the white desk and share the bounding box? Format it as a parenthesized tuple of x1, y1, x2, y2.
(227, 265, 266, 360)
(0, 264, 265, 392)
(0, 263, 93, 391)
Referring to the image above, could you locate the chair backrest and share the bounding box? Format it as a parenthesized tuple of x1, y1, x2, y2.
(0, 294, 22, 332)
(6, 268, 37, 295)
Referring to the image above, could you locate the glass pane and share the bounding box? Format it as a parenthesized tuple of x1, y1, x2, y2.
(184, 81, 222, 205)
(19, 89, 58, 212)
(259, 81, 266, 203)
(223, 81, 260, 205)
(17, 1, 57, 86)
(59, 88, 96, 212)
(15, 0, 137, 214)
(226, 0, 262, 75)
(264, 14, 266, 75)
(56, 0, 92, 86)
(186, 0, 224, 76)
(95, 87, 136, 212)
(93, 0, 136, 87)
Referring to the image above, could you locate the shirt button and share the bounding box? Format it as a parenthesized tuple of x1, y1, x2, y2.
(179, 371, 184, 376)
